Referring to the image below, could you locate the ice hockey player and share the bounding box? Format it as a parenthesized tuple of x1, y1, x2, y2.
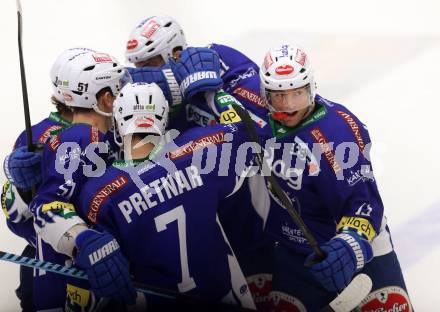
(75, 82, 257, 311)
(254, 43, 412, 311)
(124, 15, 268, 131)
(124, 18, 274, 309)
(26, 50, 136, 308)
(1, 47, 93, 310)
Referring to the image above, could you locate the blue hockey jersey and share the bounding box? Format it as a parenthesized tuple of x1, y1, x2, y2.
(259, 95, 384, 254)
(77, 124, 257, 308)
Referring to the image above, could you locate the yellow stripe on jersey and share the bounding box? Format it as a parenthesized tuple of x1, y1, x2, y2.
(220, 108, 242, 124)
(336, 216, 376, 241)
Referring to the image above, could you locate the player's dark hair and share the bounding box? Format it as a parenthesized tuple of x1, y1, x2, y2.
(50, 95, 73, 116)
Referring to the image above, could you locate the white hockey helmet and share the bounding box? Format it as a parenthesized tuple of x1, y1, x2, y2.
(113, 82, 169, 146)
(58, 51, 132, 116)
(50, 47, 95, 103)
(125, 15, 187, 65)
(259, 44, 316, 115)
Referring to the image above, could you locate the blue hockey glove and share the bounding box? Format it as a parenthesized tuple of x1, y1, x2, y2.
(74, 229, 136, 305)
(127, 64, 182, 107)
(305, 231, 373, 292)
(3, 146, 42, 190)
(169, 47, 223, 100)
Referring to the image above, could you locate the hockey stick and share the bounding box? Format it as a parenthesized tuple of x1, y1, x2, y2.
(320, 273, 372, 312)
(0, 250, 255, 311)
(231, 104, 373, 311)
(16, 0, 34, 152)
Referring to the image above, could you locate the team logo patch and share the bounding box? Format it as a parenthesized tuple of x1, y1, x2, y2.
(169, 131, 225, 160)
(358, 286, 412, 312)
(269, 291, 307, 312)
(1, 181, 14, 219)
(135, 117, 154, 128)
(42, 201, 76, 219)
(275, 65, 294, 75)
(92, 53, 113, 63)
(88, 175, 128, 224)
(39, 125, 63, 144)
(126, 39, 138, 50)
(246, 274, 272, 312)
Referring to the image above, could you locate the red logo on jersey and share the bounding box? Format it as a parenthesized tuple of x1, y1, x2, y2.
(135, 117, 154, 128)
(141, 20, 161, 39)
(359, 286, 412, 312)
(269, 291, 307, 312)
(39, 125, 63, 144)
(90, 127, 100, 143)
(49, 135, 61, 151)
(169, 131, 225, 160)
(336, 110, 366, 152)
(310, 127, 342, 175)
(247, 274, 273, 312)
(295, 49, 307, 66)
(87, 176, 129, 224)
(92, 53, 113, 63)
(126, 39, 138, 50)
(275, 65, 294, 75)
(233, 87, 265, 108)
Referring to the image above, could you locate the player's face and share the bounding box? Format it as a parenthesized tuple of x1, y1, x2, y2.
(135, 55, 165, 68)
(267, 86, 311, 127)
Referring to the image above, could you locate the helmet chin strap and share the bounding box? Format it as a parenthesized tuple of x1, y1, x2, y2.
(92, 104, 112, 117)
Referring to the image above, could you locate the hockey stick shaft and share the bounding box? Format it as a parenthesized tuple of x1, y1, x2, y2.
(0, 250, 174, 300)
(16, 0, 34, 152)
(0, 250, 256, 311)
(231, 104, 325, 260)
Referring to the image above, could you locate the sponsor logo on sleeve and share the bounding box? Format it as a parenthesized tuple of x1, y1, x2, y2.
(49, 135, 61, 151)
(337, 216, 376, 241)
(41, 201, 76, 219)
(39, 125, 64, 144)
(186, 104, 217, 127)
(232, 87, 265, 108)
(336, 110, 366, 152)
(169, 131, 225, 160)
(310, 127, 342, 174)
(87, 175, 128, 224)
